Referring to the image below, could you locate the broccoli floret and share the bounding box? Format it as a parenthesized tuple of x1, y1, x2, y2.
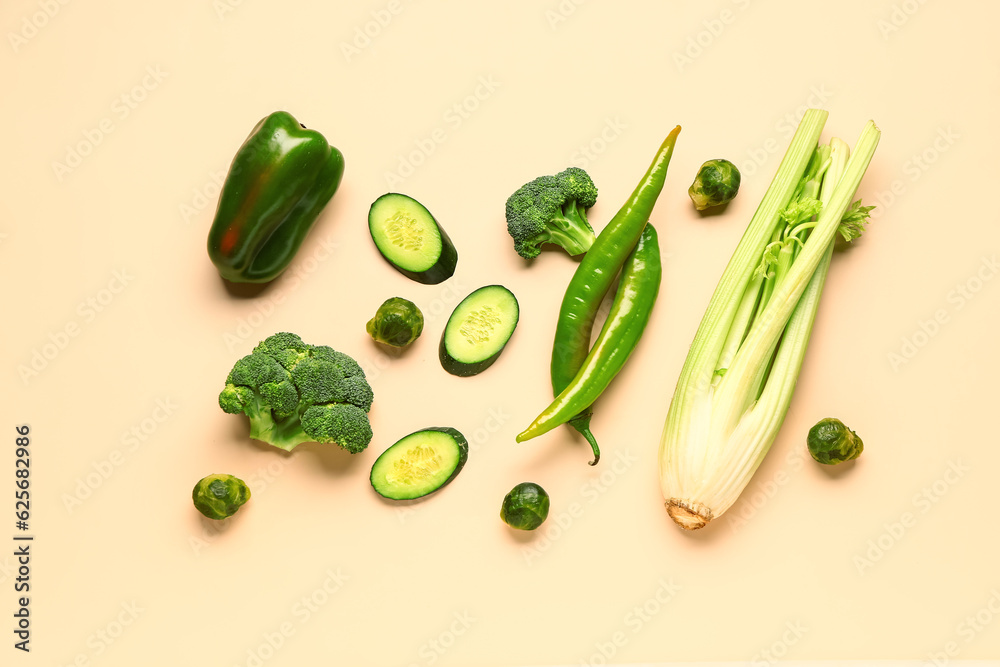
(311, 345, 365, 378)
(290, 358, 346, 404)
(218, 333, 374, 453)
(254, 332, 312, 370)
(505, 166, 598, 259)
(339, 375, 374, 411)
(301, 404, 373, 454)
(555, 167, 598, 209)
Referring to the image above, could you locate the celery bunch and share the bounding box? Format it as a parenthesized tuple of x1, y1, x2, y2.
(659, 109, 880, 530)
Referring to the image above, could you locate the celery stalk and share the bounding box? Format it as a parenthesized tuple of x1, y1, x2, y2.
(659, 111, 880, 530)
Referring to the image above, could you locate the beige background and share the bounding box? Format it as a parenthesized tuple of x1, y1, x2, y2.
(4, 0, 999, 664)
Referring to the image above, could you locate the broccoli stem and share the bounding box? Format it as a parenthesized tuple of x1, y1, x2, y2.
(545, 202, 596, 256)
(545, 223, 593, 256)
(243, 394, 314, 451)
(561, 199, 588, 227)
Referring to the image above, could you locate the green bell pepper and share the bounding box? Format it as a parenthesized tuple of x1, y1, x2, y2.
(207, 111, 344, 283)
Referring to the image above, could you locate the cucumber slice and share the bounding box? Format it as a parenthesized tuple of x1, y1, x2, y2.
(370, 427, 469, 500)
(368, 193, 458, 284)
(439, 285, 519, 377)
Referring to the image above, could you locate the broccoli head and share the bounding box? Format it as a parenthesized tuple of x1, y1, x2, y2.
(219, 332, 374, 453)
(505, 166, 598, 259)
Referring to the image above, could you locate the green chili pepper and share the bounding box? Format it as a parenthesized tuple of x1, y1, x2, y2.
(207, 111, 345, 284)
(517, 223, 661, 448)
(544, 127, 680, 464)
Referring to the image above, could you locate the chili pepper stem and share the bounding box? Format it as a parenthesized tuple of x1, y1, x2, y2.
(567, 413, 601, 466)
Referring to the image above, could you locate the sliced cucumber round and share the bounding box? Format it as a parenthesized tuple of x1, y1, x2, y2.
(439, 285, 519, 377)
(368, 193, 458, 284)
(370, 427, 469, 500)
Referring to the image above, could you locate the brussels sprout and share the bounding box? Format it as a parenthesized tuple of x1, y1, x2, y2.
(366, 297, 424, 348)
(192, 474, 251, 520)
(500, 482, 549, 530)
(807, 418, 863, 465)
(688, 158, 741, 211)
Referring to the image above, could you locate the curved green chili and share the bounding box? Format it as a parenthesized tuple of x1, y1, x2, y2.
(519, 224, 662, 445)
(546, 126, 680, 464)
